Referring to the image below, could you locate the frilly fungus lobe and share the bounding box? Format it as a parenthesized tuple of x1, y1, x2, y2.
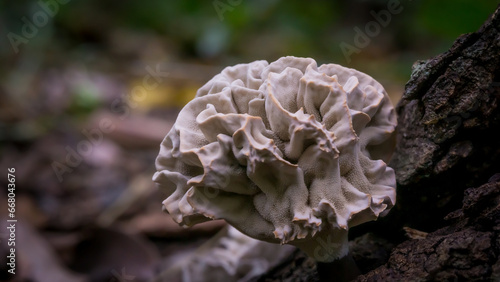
(153, 56, 397, 262)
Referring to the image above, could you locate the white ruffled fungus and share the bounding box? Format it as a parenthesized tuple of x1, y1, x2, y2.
(153, 56, 397, 262)
(159, 225, 295, 282)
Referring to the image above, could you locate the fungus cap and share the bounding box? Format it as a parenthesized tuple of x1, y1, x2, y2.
(153, 56, 397, 262)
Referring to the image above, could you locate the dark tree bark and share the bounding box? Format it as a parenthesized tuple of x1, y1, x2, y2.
(387, 4, 500, 232)
(356, 174, 500, 281)
(252, 4, 500, 282)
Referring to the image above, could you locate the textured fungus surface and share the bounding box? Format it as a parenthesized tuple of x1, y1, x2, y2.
(153, 56, 397, 261)
(156, 226, 295, 282)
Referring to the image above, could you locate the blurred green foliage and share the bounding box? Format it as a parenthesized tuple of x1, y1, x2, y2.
(417, 0, 497, 39)
(1, 0, 498, 93)
(68, 82, 102, 116)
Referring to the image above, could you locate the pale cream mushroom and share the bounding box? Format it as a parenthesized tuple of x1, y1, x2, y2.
(156, 225, 295, 282)
(153, 56, 397, 264)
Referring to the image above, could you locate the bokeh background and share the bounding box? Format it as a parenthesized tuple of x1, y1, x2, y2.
(1, 0, 498, 281)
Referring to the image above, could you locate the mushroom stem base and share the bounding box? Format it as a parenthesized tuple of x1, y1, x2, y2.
(317, 253, 360, 282)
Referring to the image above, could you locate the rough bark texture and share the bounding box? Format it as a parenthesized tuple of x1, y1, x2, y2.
(253, 4, 500, 282)
(387, 4, 500, 232)
(357, 174, 500, 281)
